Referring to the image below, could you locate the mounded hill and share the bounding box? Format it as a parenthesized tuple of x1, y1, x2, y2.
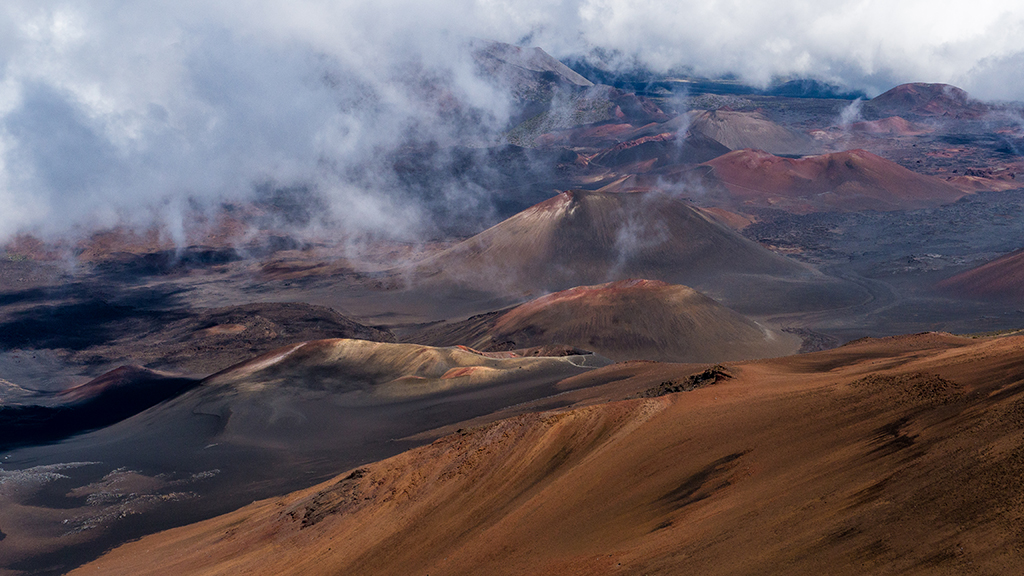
(409, 279, 800, 363)
(700, 148, 966, 212)
(140, 339, 609, 458)
(687, 109, 817, 156)
(409, 189, 864, 314)
(938, 248, 1024, 301)
(74, 332, 1024, 575)
(865, 82, 988, 119)
(589, 130, 730, 168)
(0, 339, 609, 572)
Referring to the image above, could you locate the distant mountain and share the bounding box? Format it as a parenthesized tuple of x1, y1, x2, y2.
(409, 189, 864, 314)
(700, 148, 966, 212)
(865, 83, 988, 119)
(687, 109, 818, 156)
(765, 78, 867, 99)
(471, 39, 594, 101)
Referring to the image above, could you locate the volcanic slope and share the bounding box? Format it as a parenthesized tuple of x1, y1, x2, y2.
(410, 189, 865, 314)
(589, 130, 730, 169)
(700, 148, 966, 212)
(864, 82, 988, 119)
(409, 279, 800, 363)
(0, 366, 198, 449)
(74, 332, 1024, 576)
(687, 109, 817, 156)
(0, 339, 609, 574)
(938, 248, 1024, 301)
(471, 39, 594, 96)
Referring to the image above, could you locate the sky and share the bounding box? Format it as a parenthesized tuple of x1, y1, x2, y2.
(1, 0, 1023, 243)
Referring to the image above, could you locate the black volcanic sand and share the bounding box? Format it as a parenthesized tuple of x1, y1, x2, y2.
(0, 367, 201, 450)
(0, 292, 395, 386)
(0, 344, 608, 575)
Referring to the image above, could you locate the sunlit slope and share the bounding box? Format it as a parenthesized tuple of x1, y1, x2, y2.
(76, 332, 1024, 575)
(411, 279, 800, 362)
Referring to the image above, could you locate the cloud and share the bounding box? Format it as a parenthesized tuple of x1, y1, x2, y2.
(1, 0, 1023, 243)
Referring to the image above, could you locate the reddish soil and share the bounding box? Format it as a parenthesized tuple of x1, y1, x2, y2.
(866, 83, 989, 119)
(409, 279, 798, 363)
(701, 148, 966, 212)
(72, 332, 1024, 575)
(938, 248, 1024, 301)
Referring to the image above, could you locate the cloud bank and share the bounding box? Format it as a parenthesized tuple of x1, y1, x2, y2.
(1, 0, 1023, 243)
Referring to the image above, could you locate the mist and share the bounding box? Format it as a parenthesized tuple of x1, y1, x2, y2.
(2, 0, 1024, 244)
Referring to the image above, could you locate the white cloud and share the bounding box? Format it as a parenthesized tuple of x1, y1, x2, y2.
(0, 0, 1023, 243)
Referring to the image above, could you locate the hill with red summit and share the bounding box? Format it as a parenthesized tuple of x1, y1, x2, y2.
(865, 82, 988, 119)
(699, 148, 966, 212)
(410, 279, 800, 363)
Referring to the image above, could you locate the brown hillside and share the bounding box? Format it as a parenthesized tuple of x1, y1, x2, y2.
(938, 248, 1024, 301)
(74, 332, 1024, 575)
(688, 109, 817, 156)
(701, 148, 966, 212)
(866, 82, 988, 119)
(409, 189, 863, 314)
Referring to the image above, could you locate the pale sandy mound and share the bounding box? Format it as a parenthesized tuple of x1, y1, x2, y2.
(410, 279, 799, 363)
(205, 338, 606, 401)
(701, 148, 965, 212)
(74, 332, 1024, 576)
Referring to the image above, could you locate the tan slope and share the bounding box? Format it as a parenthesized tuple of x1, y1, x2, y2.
(411, 279, 800, 363)
(702, 148, 966, 212)
(410, 189, 862, 314)
(687, 109, 817, 156)
(74, 332, 1024, 576)
(178, 338, 610, 450)
(204, 338, 606, 401)
(938, 248, 1024, 301)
